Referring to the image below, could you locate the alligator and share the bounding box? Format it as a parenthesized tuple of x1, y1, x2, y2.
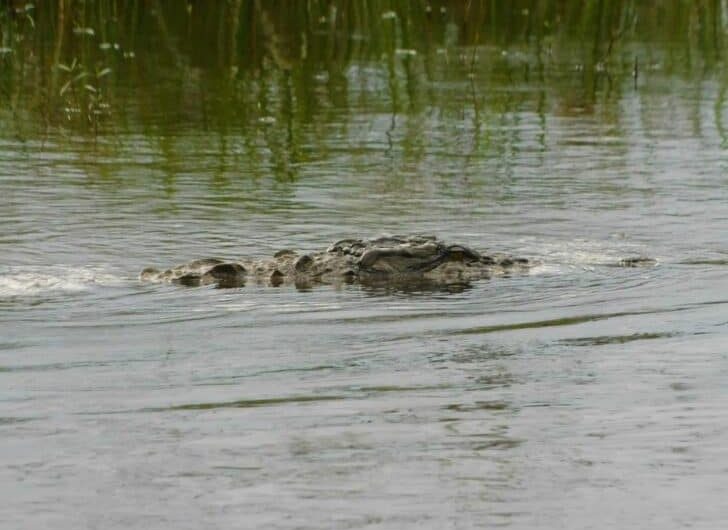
(140, 234, 656, 290)
(139, 234, 534, 289)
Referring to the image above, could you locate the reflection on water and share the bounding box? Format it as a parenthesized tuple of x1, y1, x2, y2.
(1, 2, 728, 529)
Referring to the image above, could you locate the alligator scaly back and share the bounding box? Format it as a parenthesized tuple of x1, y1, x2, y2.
(140, 235, 532, 289)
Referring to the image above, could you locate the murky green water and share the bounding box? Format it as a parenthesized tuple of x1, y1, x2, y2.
(1, 2, 728, 528)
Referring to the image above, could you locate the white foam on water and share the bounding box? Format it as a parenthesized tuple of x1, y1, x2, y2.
(527, 262, 565, 275)
(516, 237, 650, 269)
(0, 265, 124, 297)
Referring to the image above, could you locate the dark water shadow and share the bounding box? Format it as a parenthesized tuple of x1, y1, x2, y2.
(556, 331, 678, 347)
(144, 394, 346, 412)
(678, 259, 728, 266)
(0, 416, 36, 426)
(357, 278, 475, 297)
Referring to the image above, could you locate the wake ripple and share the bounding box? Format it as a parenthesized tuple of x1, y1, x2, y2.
(0, 265, 123, 297)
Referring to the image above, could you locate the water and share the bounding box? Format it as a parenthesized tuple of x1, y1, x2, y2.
(1, 3, 728, 528)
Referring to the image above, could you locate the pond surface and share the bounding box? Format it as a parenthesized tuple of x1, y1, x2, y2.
(1, 3, 728, 529)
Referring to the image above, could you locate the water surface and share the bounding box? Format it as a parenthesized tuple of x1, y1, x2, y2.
(1, 3, 727, 528)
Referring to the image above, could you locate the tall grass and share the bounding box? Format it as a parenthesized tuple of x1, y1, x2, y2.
(0, 0, 725, 135)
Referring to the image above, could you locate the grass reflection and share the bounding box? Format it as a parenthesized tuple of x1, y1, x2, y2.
(0, 1, 725, 184)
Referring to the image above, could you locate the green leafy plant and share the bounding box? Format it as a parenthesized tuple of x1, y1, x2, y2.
(57, 58, 112, 134)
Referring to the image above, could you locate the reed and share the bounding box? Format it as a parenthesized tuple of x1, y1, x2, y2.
(0, 1, 724, 137)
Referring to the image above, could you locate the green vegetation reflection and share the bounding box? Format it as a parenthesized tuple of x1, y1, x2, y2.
(1, 1, 725, 181)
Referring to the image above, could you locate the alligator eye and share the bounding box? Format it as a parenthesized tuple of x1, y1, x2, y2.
(445, 245, 481, 262)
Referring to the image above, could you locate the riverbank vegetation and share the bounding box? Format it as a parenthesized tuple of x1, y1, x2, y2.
(0, 1, 725, 145)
